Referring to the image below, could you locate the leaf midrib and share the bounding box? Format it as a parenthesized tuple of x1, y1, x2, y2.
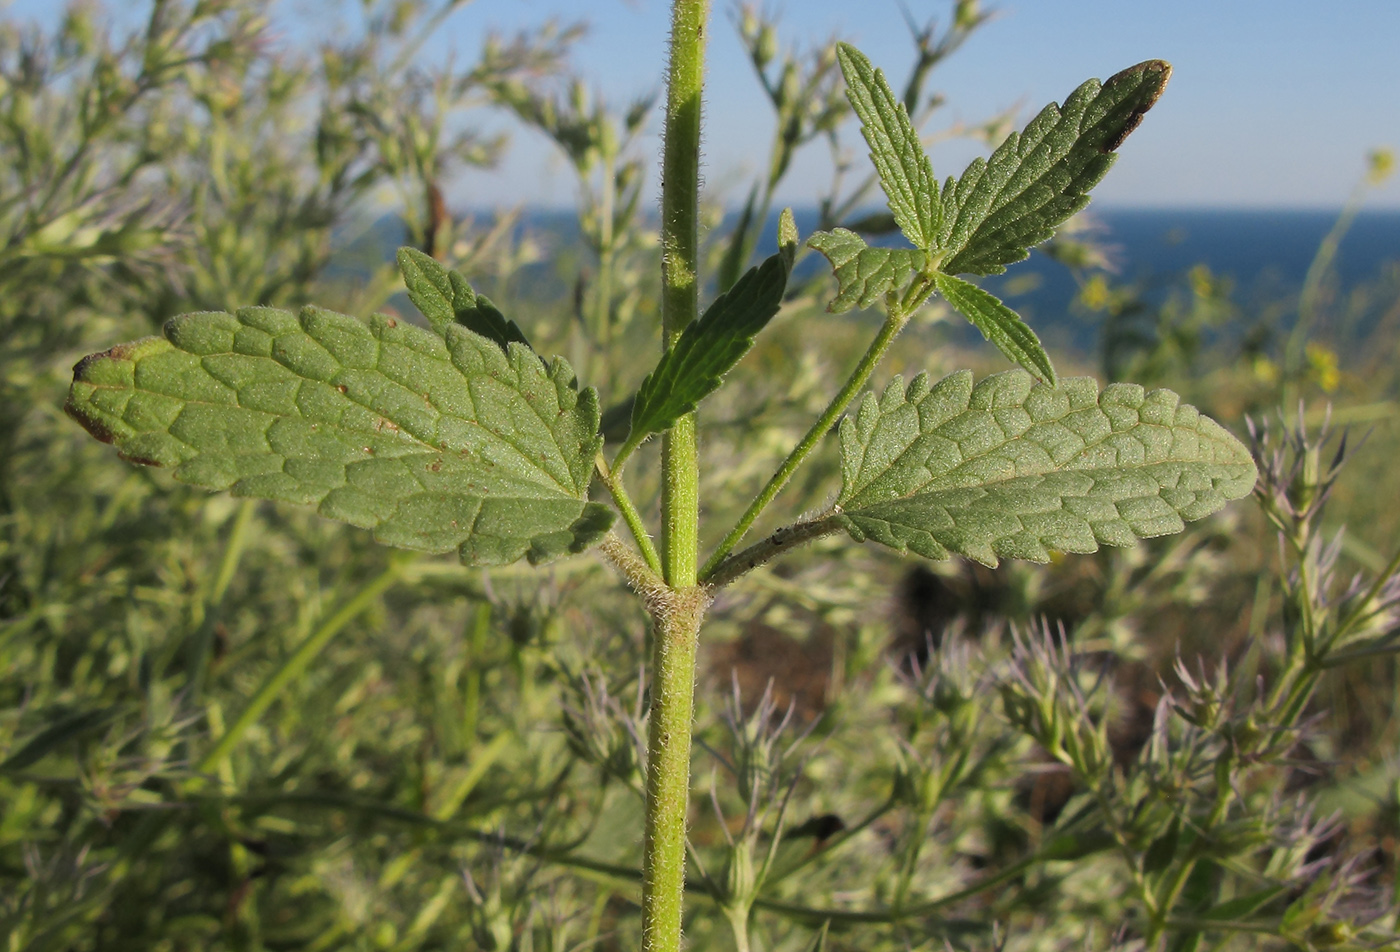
(91, 344, 581, 498)
(843, 416, 1239, 511)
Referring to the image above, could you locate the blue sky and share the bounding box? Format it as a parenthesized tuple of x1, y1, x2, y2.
(8, 0, 1399, 209)
(442, 0, 1400, 210)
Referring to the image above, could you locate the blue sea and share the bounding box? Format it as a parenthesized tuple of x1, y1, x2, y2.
(772, 207, 1400, 354)
(370, 207, 1400, 353)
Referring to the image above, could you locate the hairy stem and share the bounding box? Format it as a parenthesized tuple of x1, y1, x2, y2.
(646, 2, 711, 950)
(659, 0, 707, 591)
(599, 533, 668, 606)
(705, 514, 844, 588)
(643, 588, 708, 952)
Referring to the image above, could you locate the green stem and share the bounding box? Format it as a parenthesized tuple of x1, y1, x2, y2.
(725, 905, 754, 952)
(893, 803, 936, 912)
(645, 3, 710, 950)
(195, 559, 407, 778)
(643, 589, 707, 952)
(659, 2, 707, 591)
(702, 299, 914, 580)
(705, 514, 844, 588)
(597, 455, 664, 577)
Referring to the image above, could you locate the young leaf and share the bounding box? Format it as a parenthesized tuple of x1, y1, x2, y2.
(397, 247, 532, 351)
(933, 272, 1056, 385)
(626, 210, 796, 447)
(807, 228, 926, 313)
(836, 42, 938, 249)
(836, 369, 1257, 566)
(936, 60, 1171, 276)
(66, 306, 613, 566)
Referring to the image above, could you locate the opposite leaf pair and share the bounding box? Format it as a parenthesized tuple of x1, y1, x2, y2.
(62, 225, 802, 569)
(65, 45, 1254, 578)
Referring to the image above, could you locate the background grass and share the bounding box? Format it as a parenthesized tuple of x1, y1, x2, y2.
(1, 2, 1398, 949)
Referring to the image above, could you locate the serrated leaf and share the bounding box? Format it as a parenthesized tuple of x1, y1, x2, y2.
(628, 231, 791, 445)
(936, 60, 1171, 276)
(66, 306, 613, 566)
(807, 228, 926, 313)
(397, 247, 532, 351)
(934, 272, 1056, 384)
(836, 369, 1256, 567)
(837, 43, 938, 249)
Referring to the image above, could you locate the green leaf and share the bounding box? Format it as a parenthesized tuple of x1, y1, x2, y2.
(807, 228, 926, 313)
(836, 43, 938, 249)
(933, 272, 1056, 385)
(936, 60, 1171, 276)
(397, 247, 532, 351)
(66, 306, 613, 566)
(627, 213, 794, 445)
(836, 369, 1257, 566)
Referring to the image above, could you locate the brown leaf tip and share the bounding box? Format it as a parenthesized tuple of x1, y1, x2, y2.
(68, 344, 139, 445)
(63, 396, 116, 445)
(72, 348, 115, 381)
(1100, 59, 1172, 154)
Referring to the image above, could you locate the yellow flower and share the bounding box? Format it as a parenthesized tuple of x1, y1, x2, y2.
(1305, 342, 1340, 393)
(1079, 273, 1110, 311)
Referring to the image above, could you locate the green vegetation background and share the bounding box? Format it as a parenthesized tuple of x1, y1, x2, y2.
(2, 2, 1398, 949)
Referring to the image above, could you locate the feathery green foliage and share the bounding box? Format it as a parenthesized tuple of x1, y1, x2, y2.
(18, 3, 1398, 951)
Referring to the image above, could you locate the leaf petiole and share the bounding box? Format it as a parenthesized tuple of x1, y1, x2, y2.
(700, 277, 931, 582)
(595, 453, 663, 577)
